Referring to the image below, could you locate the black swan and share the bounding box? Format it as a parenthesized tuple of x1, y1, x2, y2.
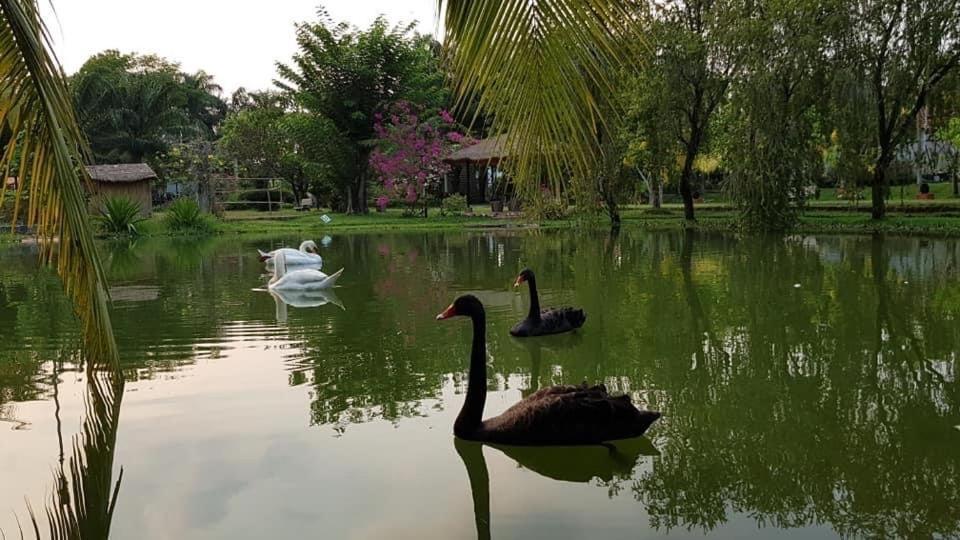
(437, 295, 660, 445)
(510, 268, 586, 337)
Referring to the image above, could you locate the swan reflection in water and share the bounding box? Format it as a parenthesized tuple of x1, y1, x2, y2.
(268, 288, 345, 323)
(455, 437, 659, 540)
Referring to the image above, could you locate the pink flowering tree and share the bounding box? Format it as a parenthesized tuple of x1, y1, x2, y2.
(369, 101, 467, 216)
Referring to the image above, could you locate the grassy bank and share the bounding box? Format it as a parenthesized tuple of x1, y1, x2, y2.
(201, 205, 960, 237)
(12, 202, 960, 243)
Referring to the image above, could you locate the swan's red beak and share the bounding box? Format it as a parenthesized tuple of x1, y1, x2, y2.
(436, 304, 457, 320)
(513, 275, 526, 287)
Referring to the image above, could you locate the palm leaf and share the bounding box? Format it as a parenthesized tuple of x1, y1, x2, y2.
(440, 0, 639, 200)
(0, 0, 118, 366)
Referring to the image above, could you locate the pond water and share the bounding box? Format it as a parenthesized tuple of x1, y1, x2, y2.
(1, 230, 959, 539)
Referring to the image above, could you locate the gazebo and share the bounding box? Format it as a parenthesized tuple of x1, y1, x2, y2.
(444, 135, 509, 204)
(85, 163, 157, 217)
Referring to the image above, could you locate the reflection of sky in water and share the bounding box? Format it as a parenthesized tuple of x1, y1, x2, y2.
(1, 349, 831, 539)
(2, 231, 960, 538)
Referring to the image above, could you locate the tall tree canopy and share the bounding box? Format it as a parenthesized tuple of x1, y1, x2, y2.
(218, 90, 344, 204)
(70, 50, 227, 164)
(276, 10, 447, 213)
(835, 0, 960, 219)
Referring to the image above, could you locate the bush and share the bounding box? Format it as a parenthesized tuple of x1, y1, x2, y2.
(440, 194, 468, 216)
(165, 198, 215, 234)
(527, 194, 567, 220)
(94, 197, 146, 236)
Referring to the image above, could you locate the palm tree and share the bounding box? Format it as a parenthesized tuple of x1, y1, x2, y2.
(2, 4, 123, 535)
(440, 0, 639, 202)
(1, 0, 117, 364)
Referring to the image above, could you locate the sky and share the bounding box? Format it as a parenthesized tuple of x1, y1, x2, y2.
(41, 1, 440, 95)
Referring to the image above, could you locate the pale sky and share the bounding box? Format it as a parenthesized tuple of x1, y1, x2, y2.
(41, 1, 440, 95)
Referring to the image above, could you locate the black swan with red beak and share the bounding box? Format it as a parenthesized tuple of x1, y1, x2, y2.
(510, 268, 586, 337)
(438, 295, 660, 445)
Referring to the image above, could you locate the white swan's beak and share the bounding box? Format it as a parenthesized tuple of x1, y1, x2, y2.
(436, 304, 457, 320)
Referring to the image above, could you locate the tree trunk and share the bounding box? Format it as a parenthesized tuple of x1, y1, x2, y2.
(346, 184, 354, 214)
(358, 171, 367, 214)
(871, 155, 889, 220)
(651, 177, 663, 209)
(679, 154, 696, 221)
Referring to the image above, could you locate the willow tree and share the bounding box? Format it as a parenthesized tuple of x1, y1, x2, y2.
(440, 0, 640, 212)
(837, 0, 960, 219)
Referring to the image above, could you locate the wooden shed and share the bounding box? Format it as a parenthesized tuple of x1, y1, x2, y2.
(85, 163, 157, 217)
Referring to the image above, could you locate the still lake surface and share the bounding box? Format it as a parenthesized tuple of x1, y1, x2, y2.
(1, 230, 959, 539)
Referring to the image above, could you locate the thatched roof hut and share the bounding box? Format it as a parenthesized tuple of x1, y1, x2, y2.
(444, 135, 509, 166)
(85, 163, 157, 217)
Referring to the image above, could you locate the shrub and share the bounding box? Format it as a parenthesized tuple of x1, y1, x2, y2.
(440, 194, 468, 216)
(165, 198, 215, 234)
(526, 193, 567, 220)
(94, 197, 146, 236)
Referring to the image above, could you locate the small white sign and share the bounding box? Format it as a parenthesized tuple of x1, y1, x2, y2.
(320, 214, 332, 224)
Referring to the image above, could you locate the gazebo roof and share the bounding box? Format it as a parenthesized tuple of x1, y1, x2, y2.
(445, 135, 508, 165)
(85, 163, 158, 183)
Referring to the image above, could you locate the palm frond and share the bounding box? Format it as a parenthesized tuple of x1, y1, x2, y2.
(440, 0, 639, 200)
(0, 0, 118, 366)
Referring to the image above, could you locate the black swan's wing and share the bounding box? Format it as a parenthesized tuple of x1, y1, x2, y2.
(484, 383, 659, 445)
(539, 307, 586, 333)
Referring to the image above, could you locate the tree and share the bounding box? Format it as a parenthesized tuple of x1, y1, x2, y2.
(1, 0, 116, 363)
(837, 0, 960, 219)
(70, 50, 227, 164)
(621, 68, 677, 211)
(1, 4, 124, 535)
(722, 0, 830, 230)
(277, 10, 447, 213)
(441, 0, 637, 212)
(640, 0, 741, 221)
(369, 101, 464, 217)
(218, 92, 344, 205)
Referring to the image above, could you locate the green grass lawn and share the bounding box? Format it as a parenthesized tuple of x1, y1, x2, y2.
(99, 192, 960, 240)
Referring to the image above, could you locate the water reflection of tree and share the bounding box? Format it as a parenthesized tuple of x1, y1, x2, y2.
(5, 231, 960, 537)
(628, 232, 960, 538)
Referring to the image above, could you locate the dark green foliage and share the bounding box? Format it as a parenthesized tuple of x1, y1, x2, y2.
(70, 50, 227, 164)
(440, 194, 469, 216)
(94, 197, 146, 235)
(164, 198, 214, 234)
(722, 0, 827, 231)
(275, 10, 448, 213)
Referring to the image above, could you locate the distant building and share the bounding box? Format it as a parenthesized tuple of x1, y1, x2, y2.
(85, 163, 157, 217)
(444, 135, 510, 204)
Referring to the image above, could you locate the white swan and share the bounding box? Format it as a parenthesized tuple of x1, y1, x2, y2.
(268, 251, 343, 291)
(258, 240, 323, 267)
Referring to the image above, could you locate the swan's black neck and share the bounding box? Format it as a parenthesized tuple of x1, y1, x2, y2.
(525, 274, 541, 321)
(455, 308, 487, 437)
